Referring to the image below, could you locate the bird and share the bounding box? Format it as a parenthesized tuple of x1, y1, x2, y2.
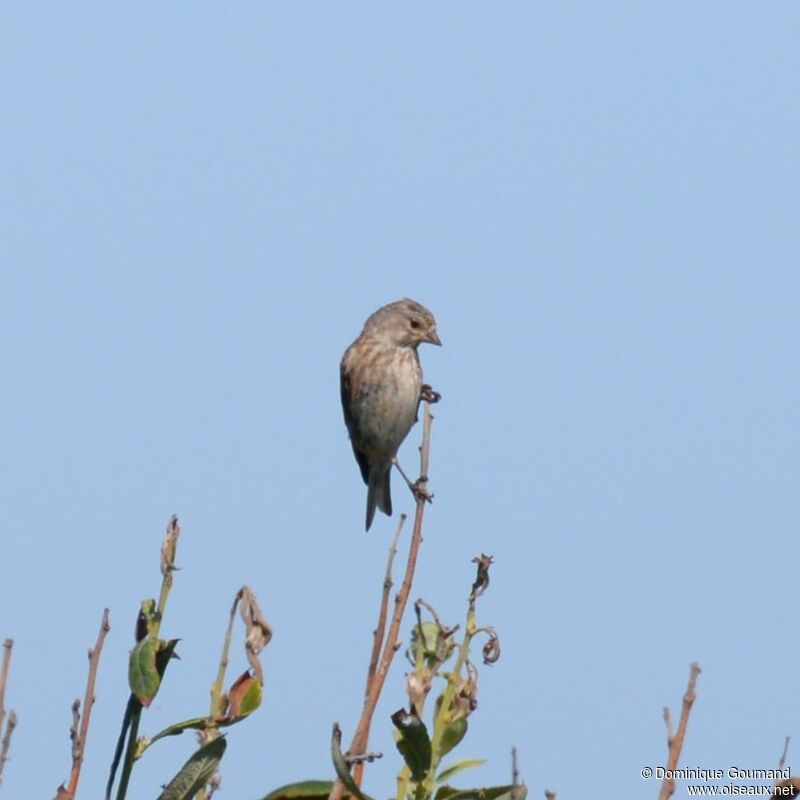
(340, 299, 441, 530)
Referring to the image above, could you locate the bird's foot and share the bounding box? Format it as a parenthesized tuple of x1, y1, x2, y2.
(420, 384, 441, 404)
(412, 476, 433, 504)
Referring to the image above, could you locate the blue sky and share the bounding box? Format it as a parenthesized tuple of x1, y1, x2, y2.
(1, 4, 798, 798)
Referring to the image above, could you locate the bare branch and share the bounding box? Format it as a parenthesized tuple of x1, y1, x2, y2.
(778, 736, 790, 771)
(0, 638, 15, 786)
(329, 399, 437, 800)
(0, 640, 11, 729)
(662, 707, 674, 741)
(53, 610, 111, 800)
(366, 514, 405, 697)
(69, 699, 80, 758)
(510, 747, 521, 800)
(66, 609, 111, 799)
(0, 712, 16, 786)
(658, 662, 701, 800)
(345, 751, 383, 766)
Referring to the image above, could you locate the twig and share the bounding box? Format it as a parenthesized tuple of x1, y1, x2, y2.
(510, 747, 520, 800)
(352, 403, 434, 752)
(158, 515, 181, 622)
(662, 707, 673, 740)
(329, 400, 436, 800)
(778, 736, 790, 771)
(658, 662, 701, 800)
(210, 591, 242, 724)
(0, 712, 17, 786)
(55, 608, 111, 800)
(69, 700, 80, 758)
(346, 751, 383, 765)
(366, 515, 406, 699)
(0, 640, 11, 729)
(0, 639, 15, 786)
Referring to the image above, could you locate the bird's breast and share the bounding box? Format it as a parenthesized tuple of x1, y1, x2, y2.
(355, 348, 422, 459)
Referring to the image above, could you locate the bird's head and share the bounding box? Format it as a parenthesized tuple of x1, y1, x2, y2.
(365, 298, 441, 349)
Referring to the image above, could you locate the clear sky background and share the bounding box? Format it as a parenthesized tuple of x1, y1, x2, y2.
(2, 4, 798, 798)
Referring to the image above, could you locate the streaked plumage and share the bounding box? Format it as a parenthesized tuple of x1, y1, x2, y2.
(340, 299, 441, 530)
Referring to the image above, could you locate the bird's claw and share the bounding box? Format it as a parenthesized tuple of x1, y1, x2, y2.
(420, 384, 441, 404)
(412, 476, 433, 504)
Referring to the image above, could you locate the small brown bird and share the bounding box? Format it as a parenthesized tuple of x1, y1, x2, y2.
(340, 299, 441, 530)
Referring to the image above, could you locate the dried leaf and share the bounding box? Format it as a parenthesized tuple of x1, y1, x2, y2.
(469, 554, 494, 600)
(238, 586, 272, 683)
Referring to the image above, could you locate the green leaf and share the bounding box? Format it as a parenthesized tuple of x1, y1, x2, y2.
(128, 638, 179, 707)
(156, 736, 227, 800)
(493, 786, 527, 800)
(391, 709, 432, 782)
(148, 708, 252, 744)
(136, 598, 157, 641)
(416, 622, 441, 660)
(330, 725, 368, 800)
(147, 717, 209, 746)
(439, 718, 468, 758)
(261, 780, 376, 800)
(144, 676, 263, 753)
(436, 759, 486, 785)
(128, 638, 161, 706)
(224, 671, 263, 720)
(433, 785, 526, 800)
(238, 675, 263, 715)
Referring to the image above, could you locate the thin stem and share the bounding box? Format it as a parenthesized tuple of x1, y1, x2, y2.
(0, 712, 16, 786)
(424, 615, 473, 797)
(329, 400, 436, 800)
(366, 515, 406, 700)
(658, 662, 701, 800)
(156, 515, 180, 628)
(0, 640, 11, 733)
(510, 747, 520, 800)
(351, 403, 434, 752)
(778, 736, 790, 771)
(115, 702, 141, 800)
(64, 609, 111, 798)
(0, 638, 13, 787)
(210, 590, 242, 724)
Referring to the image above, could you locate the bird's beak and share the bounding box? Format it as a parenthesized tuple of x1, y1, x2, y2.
(427, 330, 442, 346)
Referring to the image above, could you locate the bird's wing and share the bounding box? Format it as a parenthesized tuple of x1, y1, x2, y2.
(340, 356, 371, 485)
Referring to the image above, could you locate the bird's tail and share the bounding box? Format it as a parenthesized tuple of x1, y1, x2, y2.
(366, 463, 392, 531)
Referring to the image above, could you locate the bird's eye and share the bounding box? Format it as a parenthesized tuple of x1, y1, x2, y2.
(410, 319, 420, 329)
